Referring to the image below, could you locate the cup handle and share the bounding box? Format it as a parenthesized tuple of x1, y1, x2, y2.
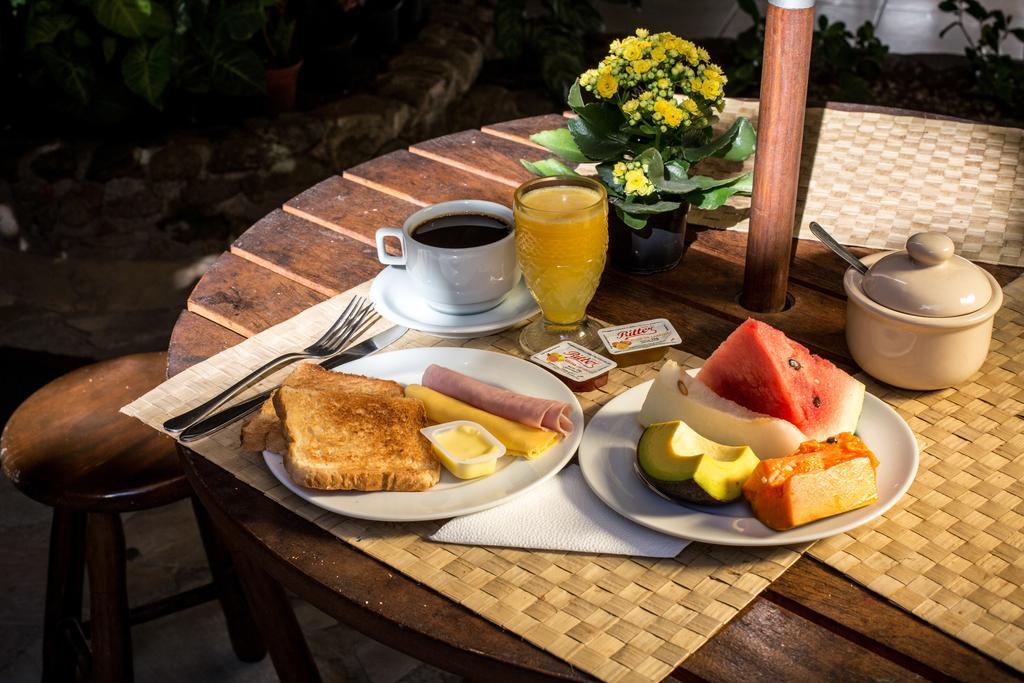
(375, 227, 406, 266)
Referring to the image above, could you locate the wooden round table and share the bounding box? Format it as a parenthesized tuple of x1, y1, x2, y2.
(169, 108, 1021, 682)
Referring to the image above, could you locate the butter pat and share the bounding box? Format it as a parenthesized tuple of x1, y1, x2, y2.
(598, 318, 681, 367)
(420, 420, 506, 479)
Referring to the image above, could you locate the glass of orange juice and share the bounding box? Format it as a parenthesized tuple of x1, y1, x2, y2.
(514, 175, 608, 355)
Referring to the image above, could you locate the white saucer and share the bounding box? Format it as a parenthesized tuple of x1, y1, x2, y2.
(370, 266, 540, 339)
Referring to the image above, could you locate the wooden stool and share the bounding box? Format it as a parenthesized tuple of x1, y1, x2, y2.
(1, 352, 266, 682)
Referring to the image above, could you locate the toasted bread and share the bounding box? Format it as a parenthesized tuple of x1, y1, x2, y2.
(240, 364, 403, 453)
(273, 384, 439, 491)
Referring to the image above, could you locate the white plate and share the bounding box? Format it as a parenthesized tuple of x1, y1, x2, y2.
(263, 347, 583, 522)
(370, 266, 540, 339)
(578, 372, 919, 546)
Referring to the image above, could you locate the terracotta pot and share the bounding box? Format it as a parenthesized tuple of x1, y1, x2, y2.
(265, 60, 303, 114)
(608, 204, 689, 275)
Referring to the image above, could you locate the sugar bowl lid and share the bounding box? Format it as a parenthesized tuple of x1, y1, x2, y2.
(861, 233, 992, 318)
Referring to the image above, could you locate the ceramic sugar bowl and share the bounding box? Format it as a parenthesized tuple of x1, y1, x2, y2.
(843, 232, 1002, 391)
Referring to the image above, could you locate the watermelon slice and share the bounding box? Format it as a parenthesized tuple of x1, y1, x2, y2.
(696, 319, 865, 441)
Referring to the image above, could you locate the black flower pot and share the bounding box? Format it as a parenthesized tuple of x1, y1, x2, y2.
(609, 204, 689, 275)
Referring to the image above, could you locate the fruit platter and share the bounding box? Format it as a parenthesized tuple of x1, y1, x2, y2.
(579, 319, 920, 546)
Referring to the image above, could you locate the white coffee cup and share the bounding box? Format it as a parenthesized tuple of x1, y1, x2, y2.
(375, 200, 520, 315)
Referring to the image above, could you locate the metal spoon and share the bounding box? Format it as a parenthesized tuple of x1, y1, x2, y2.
(810, 221, 868, 275)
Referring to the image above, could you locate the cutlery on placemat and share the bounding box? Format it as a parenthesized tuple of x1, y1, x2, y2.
(164, 297, 376, 433)
(178, 324, 408, 443)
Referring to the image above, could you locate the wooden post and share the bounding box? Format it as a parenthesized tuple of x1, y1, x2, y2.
(741, 0, 816, 312)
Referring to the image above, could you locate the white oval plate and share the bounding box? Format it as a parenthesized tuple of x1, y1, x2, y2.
(370, 266, 540, 339)
(578, 372, 919, 546)
(263, 347, 583, 521)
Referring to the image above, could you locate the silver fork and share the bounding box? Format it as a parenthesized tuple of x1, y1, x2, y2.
(163, 296, 376, 433)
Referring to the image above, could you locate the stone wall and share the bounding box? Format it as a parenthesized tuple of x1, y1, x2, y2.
(0, 0, 493, 358)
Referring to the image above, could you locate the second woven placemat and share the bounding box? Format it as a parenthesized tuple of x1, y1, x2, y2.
(810, 274, 1024, 672)
(691, 100, 1024, 267)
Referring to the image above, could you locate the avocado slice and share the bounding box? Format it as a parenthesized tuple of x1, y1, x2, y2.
(636, 420, 761, 505)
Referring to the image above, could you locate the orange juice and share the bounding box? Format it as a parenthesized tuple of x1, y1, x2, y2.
(514, 184, 608, 325)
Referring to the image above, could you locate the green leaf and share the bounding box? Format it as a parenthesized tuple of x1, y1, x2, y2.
(567, 115, 627, 161)
(567, 79, 584, 112)
(689, 172, 753, 192)
(39, 45, 94, 105)
(686, 175, 753, 210)
(91, 0, 171, 38)
(614, 206, 648, 230)
(26, 13, 77, 49)
(529, 127, 590, 162)
(596, 161, 624, 195)
(519, 158, 579, 177)
(201, 36, 266, 96)
(611, 199, 682, 214)
(223, 0, 272, 41)
(682, 117, 757, 163)
(574, 101, 624, 137)
(640, 148, 701, 195)
(122, 36, 171, 108)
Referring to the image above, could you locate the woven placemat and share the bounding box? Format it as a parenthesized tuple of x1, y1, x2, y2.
(123, 274, 1024, 677)
(691, 100, 1024, 267)
(122, 280, 806, 683)
(811, 274, 1024, 672)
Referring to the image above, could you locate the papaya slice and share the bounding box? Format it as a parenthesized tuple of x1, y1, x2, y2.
(742, 433, 879, 531)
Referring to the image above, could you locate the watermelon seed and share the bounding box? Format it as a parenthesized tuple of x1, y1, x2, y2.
(826, 436, 838, 444)
(813, 395, 821, 408)
(788, 358, 801, 370)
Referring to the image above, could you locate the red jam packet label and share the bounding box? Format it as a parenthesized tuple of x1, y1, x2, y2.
(530, 342, 616, 382)
(597, 319, 681, 356)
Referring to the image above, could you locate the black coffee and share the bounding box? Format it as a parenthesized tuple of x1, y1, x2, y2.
(411, 213, 511, 248)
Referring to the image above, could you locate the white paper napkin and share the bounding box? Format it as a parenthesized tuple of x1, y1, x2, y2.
(429, 465, 689, 558)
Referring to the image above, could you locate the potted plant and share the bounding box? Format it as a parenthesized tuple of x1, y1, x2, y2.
(522, 29, 756, 274)
(261, 0, 301, 113)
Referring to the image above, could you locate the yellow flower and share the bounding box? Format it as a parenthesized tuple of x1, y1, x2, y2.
(697, 47, 710, 62)
(662, 105, 683, 127)
(690, 78, 703, 92)
(635, 28, 650, 39)
(612, 162, 628, 178)
(653, 98, 671, 115)
(679, 41, 699, 65)
(683, 97, 700, 114)
(657, 77, 671, 90)
(638, 90, 653, 101)
(624, 169, 654, 196)
(621, 99, 639, 113)
(579, 69, 600, 88)
(632, 59, 652, 75)
(700, 78, 721, 99)
(622, 42, 642, 61)
(596, 72, 619, 98)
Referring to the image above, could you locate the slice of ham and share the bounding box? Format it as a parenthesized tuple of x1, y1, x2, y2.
(422, 364, 574, 436)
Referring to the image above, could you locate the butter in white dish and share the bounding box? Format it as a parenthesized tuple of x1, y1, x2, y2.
(420, 420, 506, 479)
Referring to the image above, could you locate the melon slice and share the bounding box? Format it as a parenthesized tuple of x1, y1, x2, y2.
(639, 361, 808, 459)
(696, 319, 865, 441)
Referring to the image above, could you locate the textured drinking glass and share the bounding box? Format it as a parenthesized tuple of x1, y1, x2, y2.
(514, 175, 608, 355)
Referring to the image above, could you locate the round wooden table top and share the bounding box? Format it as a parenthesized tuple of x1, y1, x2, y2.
(168, 107, 1022, 682)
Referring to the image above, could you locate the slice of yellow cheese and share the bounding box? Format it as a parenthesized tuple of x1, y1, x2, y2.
(405, 384, 560, 460)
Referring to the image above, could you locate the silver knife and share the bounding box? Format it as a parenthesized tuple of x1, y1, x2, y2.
(178, 325, 408, 443)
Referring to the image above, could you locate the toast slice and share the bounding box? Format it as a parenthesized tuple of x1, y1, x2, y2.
(240, 364, 403, 453)
(273, 384, 439, 491)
